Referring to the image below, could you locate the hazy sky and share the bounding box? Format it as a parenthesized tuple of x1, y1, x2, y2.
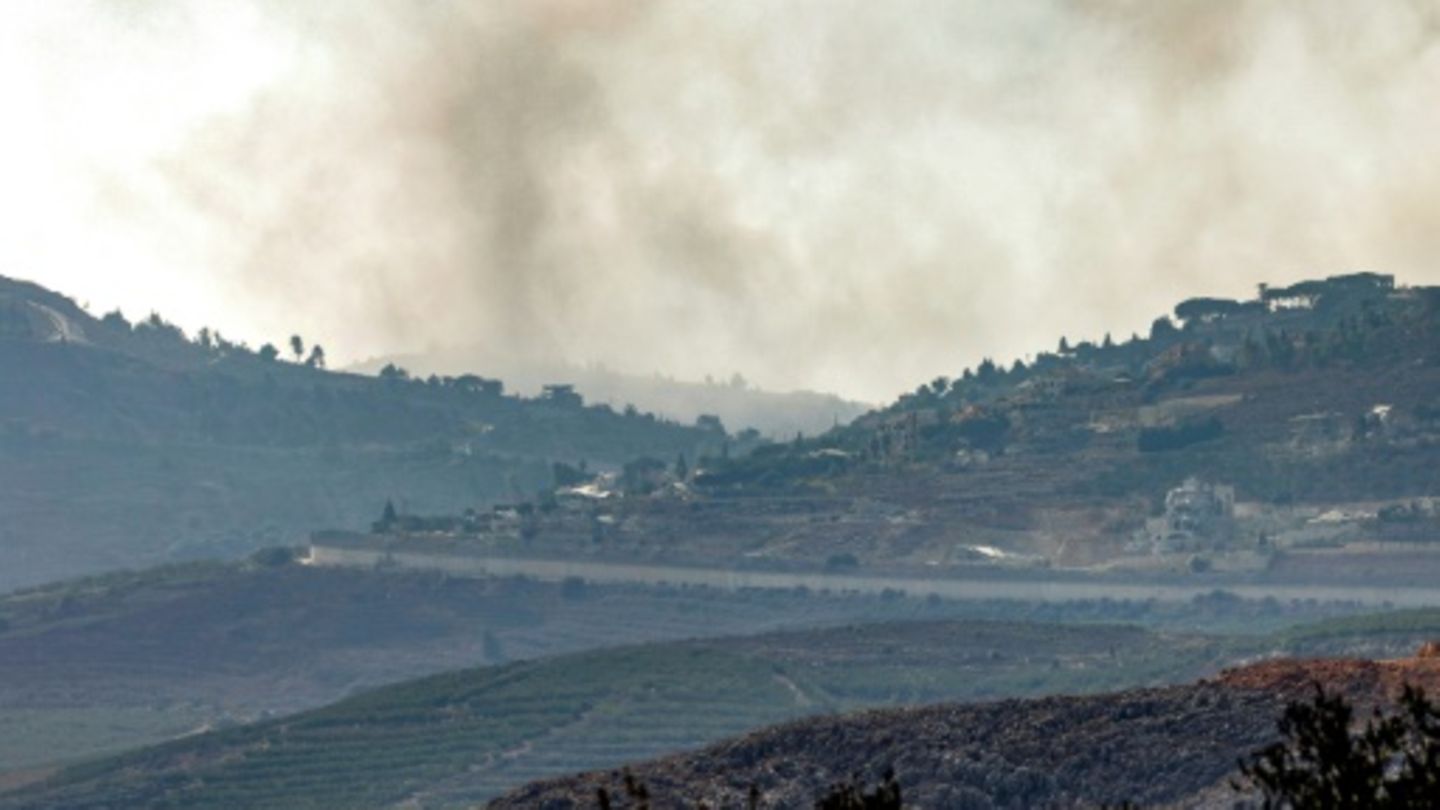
(5, 1, 1440, 402)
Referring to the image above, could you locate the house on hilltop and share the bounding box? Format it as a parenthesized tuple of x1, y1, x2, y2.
(1142, 477, 1237, 554)
(541, 384, 584, 408)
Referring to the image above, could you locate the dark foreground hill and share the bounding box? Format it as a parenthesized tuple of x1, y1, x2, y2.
(495, 657, 1440, 809)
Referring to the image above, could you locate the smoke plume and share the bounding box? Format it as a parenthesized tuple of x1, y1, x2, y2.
(7, 0, 1440, 401)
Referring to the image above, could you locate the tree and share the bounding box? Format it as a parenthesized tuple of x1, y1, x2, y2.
(622, 456, 669, 494)
(954, 408, 1010, 452)
(289, 335, 305, 362)
(378, 499, 398, 531)
(482, 630, 505, 663)
(552, 461, 589, 488)
(137, 312, 184, 342)
(1175, 297, 1244, 324)
(1150, 316, 1178, 340)
(258, 343, 280, 362)
(306, 344, 326, 369)
(817, 768, 902, 809)
(1236, 683, 1440, 808)
(100, 309, 130, 331)
(695, 414, 726, 433)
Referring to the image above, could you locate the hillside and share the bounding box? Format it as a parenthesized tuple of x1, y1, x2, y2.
(495, 656, 1440, 808)
(13, 599, 1440, 809)
(700, 274, 1440, 509)
(13, 271, 1440, 588)
(395, 272, 1440, 582)
(0, 275, 729, 589)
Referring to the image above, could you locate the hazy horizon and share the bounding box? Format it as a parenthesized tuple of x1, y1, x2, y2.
(6, 0, 1440, 402)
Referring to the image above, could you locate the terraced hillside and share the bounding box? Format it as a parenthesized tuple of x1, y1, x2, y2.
(1, 620, 1236, 809)
(20, 603, 1440, 809)
(673, 275, 1440, 567)
(0, 557, 987, 775)
(0, 552, 1324, 778)
(0, 544, 1407, 785)
(0, 616, 1232, 801)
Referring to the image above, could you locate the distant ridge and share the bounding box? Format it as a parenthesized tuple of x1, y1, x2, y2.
(349, 346, 873, 439)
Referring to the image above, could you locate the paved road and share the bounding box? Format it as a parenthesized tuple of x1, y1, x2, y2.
(309, 544, 1440, 608)
(29, 302, 87, 344)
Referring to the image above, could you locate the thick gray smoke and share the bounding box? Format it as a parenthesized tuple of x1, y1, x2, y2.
(12, 0, 1440, 401)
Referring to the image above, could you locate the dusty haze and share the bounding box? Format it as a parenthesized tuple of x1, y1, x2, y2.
(5, 0, 1440, 401)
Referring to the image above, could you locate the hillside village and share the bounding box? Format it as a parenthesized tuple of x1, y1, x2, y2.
(312, 273, 1440, 587)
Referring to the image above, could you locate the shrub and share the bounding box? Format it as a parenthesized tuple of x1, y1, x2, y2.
(817, 768, 903, 809)
(560, 576, 588, 600)
(249, 546, 298, 568)
(1236, 683, 1440, 808)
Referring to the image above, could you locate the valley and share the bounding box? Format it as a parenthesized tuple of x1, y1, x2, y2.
(8, 273, 1440, 807)
(12, 6, 1440, 804)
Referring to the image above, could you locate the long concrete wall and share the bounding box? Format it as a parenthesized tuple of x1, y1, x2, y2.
(307, 543, 1440, 607)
